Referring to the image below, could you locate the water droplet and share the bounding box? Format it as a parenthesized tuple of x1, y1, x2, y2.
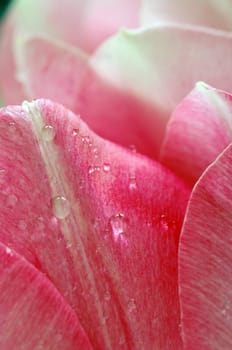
(160, 214, 169, 232)
(110, 213, 127, 242)
(129, 175, 137, 191)
(88, 165, 101, 174)
(66, 241, 72, 249)
(6, 247, 13, 255)
(41, 125, 55, 142)
(6, 194, 18, 208)
(92, 147, 99, 159)
(8, 122, 17, 133)
(104, 291, 111, 301)
(72, 128, 79, 136)
(81, 136, 92, 146)
(53, 196, 70, 219)
(128, 298, 137, 313)
(103, 163, 110, 172)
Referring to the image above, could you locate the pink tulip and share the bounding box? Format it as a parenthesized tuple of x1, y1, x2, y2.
(0, 1, 232, 349)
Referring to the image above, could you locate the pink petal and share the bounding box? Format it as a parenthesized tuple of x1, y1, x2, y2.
(179, 143, 232, 350)
(19, 25, 232, 158)
(0, 242, 92, 349)
(19, 35, 167, 158)
(12, 0, 141, 53)
(0, 16, 25, 104)
(140, 0, 232, 30)
(0, 100, 190, 349)
(160, 82, 232, 185)
(0, 0, 140, 105)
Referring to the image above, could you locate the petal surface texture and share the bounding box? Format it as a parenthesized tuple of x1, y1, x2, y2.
(179, 143, 232, 349)
(140, 0, 232, 30)
(0, 100, 190, 349)
(161, 83, 232, 185)
(0, 242, 92, 349)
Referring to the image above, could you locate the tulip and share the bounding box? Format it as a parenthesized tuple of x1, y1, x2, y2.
(0, 1, 232, 349)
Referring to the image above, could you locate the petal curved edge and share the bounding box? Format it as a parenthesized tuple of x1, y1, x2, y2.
(179, 143, 232, 350)
(0, 100, 190, 349)
(16, 35, 88, 111)
(0, 242, 92, 349)
(160, 82, 232, 185)
(0, 16, 25, 105)
(140, 0, 232, 30)
(87, 24, 232, 154)
(13, 0, 141, 53)
(20, 35, 166, 159)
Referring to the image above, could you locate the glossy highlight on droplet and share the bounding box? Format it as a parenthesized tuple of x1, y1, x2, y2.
(52, 195, 70, 219)
(109, 213, 128, 243)
(103, 163, 110, 172)
(41, 124, 56, 142)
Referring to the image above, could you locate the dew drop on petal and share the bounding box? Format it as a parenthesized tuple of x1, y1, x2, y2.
(5, 247, 13, 255)
(53, 196, 70, 219)
(109, 213, 127, 243)
(103, 163, 110, 172)
(88, 165, 101, 174)
(128, 298, 137, 313)
(104, 291, 111, 301)
(129, 175, 137, 191)
(8, 121, 17, 134)
(72, 128, 79, 136)
(41, 125, 56, 142)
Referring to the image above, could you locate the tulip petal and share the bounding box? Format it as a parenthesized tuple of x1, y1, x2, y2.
(21, 24, 232, 158)
(140, 0, 232, 30)
(0, 100, 190, 349)
(160, 82, 232, 185)
(18, 35, 167, 158)
(0, 242, 92, 349)
(16, 35, 88, 112)
(179, 143, 232, 350)
(90, 24, 232, 119)
(0, 16, 25, 104)
(13, 0, 141, 53)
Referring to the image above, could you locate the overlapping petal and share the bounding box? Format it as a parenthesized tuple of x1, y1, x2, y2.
(13, 0, 141, 53)
(0, 242, 92, 349)
(19, 35, 164, 158)
(160, 83, 232, 185)
(14, 24, 232, 159)
(140, 0, 232, 30)
(0, 99, 190, 349)
(179, 143, 232, 350)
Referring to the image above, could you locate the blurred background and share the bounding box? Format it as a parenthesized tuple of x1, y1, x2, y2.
(0, 0, 11, 19)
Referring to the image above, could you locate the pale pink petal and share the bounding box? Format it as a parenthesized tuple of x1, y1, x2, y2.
(19, 35, 167, 158)
(0, 242, 92, 349)
(160, 83, 232, 185)
(179, 143, 232, 350)
(90, 24, 232, 121)
(0, 100, 190, 349)
(20, 24, 232, 158)
(13, 0, 141, 53)
(0, 16, 25, 104)
(18, 36, 88, 111)
(140, 0, 232, 30)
